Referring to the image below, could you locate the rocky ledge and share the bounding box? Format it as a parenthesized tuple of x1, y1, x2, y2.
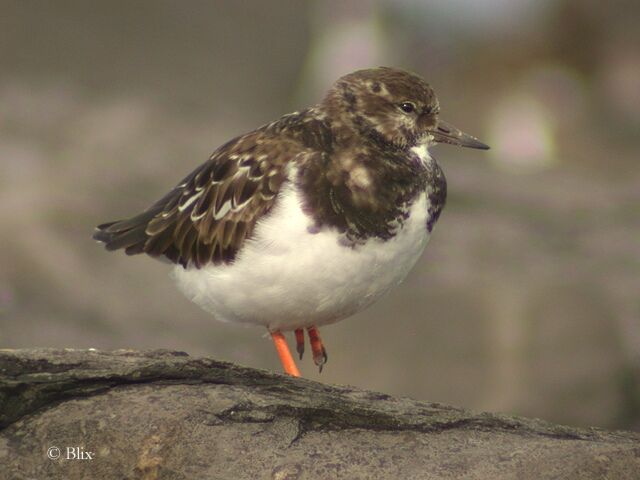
(0, 348, 638, 479)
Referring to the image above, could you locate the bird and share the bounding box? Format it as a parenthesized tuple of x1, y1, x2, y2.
(93, 67, 489, 377)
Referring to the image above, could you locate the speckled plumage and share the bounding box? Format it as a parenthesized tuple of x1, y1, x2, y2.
(94, 67, 488, 372)
(94, 67, 487, 268)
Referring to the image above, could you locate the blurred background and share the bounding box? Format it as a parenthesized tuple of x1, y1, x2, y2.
(1, 0, 639, 431)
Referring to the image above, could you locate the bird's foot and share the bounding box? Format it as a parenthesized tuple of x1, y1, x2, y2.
(294, 328, 305, 360)
(307, 326, 328, 373)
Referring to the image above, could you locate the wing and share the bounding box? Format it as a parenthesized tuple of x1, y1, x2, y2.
(94, 128, 300, 268)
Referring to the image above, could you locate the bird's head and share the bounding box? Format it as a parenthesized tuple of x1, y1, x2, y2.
(323, 67, 489, 151)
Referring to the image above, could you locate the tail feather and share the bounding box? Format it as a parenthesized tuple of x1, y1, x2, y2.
(93, 209, 159, 254)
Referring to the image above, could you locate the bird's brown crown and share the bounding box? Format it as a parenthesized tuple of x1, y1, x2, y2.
(322, 67, 441, 149)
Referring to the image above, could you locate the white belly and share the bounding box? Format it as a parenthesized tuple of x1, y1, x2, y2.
(172, 183, 431, 331)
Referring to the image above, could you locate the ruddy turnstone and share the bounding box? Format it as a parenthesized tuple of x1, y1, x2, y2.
(94, 67, 489, 377)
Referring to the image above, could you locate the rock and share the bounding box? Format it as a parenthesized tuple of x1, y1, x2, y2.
(0, 348, 638, 479)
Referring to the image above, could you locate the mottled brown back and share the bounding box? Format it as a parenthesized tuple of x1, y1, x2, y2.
(94, 119, 305, 268)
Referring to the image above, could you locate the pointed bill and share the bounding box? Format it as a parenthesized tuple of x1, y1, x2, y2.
(430, 120, 490, 150)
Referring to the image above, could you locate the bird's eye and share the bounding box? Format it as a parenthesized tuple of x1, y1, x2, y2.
(399, 102, 416, 114)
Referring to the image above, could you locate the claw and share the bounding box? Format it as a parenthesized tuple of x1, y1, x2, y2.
(294, 328, 305, 360)
(307, 326, 328, 373)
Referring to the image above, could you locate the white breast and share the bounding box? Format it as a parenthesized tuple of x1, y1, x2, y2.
(172, 183, 431, 331)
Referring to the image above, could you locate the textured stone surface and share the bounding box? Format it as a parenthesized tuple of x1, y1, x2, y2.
(0, 348, 639, 479)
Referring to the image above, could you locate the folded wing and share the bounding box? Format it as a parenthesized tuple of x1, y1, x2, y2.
(94, 130, 296, 268)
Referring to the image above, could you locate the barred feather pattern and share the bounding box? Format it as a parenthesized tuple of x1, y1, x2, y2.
(93, 121, 311, 268)
(94, 66, 460, 270)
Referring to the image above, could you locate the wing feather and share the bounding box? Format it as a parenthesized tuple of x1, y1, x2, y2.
(94, 128, 297, 268)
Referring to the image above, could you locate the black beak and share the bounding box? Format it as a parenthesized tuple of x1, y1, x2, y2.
(430, 120, 490, 150)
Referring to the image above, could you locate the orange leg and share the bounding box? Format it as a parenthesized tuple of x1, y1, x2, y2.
(294, 328, 305, 360)
(270, 331, 301, 377)
(307, 326, 328, 372)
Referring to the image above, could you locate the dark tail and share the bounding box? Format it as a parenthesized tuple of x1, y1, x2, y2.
(93, 209, 158, 256)
(93, 181, 189, 263)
